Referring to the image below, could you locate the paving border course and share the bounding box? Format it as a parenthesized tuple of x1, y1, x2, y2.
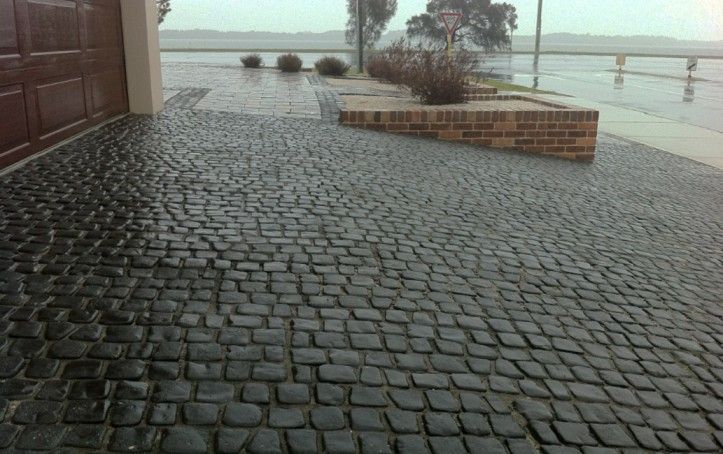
(465, 83, 499, 99)
(339, 95, 599, 160)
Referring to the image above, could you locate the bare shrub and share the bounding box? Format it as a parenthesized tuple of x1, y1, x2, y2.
(241, 54, 263, 68)
(277, 53, 303, 72)
(365, 55, 391, 79)
(315, 56, 350, 76)
(379, 39, 415, 85)
(368, 40, 480, 105)
(403, 47, 479, 105)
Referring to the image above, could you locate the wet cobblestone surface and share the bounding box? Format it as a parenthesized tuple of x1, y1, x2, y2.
(306, 75, 343, 124)
(0, 105, 721, 452)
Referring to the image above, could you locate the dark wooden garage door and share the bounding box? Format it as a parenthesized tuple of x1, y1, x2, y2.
(0, 0, 127, 169)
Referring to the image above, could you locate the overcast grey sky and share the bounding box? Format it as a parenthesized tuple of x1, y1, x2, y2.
(160, 0, 723, 41)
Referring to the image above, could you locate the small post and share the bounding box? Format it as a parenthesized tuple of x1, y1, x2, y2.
(615, 54, 626, 72)
(686, 56, 698, 80)
(447, 33, 453, 59)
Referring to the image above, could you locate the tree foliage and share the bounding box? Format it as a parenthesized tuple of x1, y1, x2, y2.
(406, 0, 517, 51)
(157, 0, 171, 24)
(345, 0, 398, 49)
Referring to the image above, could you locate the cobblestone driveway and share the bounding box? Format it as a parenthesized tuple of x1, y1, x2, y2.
(0, 106, 721, 453)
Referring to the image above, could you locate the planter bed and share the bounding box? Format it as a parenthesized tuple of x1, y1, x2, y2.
(339, 94, 599, 161)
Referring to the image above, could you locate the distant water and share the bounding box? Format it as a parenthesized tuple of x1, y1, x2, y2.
(161, 38, 355, 51)
(161, 50, 723, 77)
(511, 43, 723, 57)
(161, 51, 354, 69)
(160, 37, 723, 58)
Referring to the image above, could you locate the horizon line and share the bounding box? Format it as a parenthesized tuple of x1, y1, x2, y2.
(158, 29, 723, 42)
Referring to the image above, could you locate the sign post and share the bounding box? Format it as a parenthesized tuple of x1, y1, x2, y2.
(686, 56, 698, 79)
(615, 54, 626, 72)
(439, 12, 462, 59)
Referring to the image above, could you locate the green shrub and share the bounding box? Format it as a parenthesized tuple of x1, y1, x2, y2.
(277, 53, 303, 72)
(314, 56, 350, 76)
(241, 54, 263, 68)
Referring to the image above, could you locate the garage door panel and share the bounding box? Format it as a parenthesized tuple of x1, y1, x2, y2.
(0, 60, 83, 86)
(0, 0, 126, 169)
(0, 83, 31, 156)
(89, 67, 124, 117)
(84, 0, 120, 51)
(0, 0, 20, 57)
(27, 0, 81, 55)
(35, 74, 87, 137)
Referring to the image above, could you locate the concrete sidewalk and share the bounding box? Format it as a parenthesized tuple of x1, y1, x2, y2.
(542, 95, 723, 169)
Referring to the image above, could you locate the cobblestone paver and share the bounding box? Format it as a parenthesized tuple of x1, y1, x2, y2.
(165, 88, 212, 110)
(0, 106, 721, 453)
(162, 63, 321, 119)
(307, 75, 343, 124)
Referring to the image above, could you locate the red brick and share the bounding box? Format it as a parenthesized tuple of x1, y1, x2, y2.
(504, 131, 526, 138)
(567, 130, 587, 138)
(495, 122, 516, 131)
(439, 131, 463, 139)
(386, 123, 409, 131)
(565, 145, 587, 153)
(545, 145, 565, 153)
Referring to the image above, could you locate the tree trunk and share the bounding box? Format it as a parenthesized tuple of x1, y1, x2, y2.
(357, 0, 364, 72)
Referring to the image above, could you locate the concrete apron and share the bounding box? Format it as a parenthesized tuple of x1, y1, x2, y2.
(541, 95, 723, 170)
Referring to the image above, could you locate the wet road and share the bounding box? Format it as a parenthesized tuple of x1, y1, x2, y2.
(483, 54, 723, 132)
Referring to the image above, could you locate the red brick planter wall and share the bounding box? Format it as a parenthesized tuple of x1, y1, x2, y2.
(340, 95, 599, 161)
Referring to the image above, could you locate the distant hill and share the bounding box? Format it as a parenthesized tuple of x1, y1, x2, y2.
(159, 29, 723, 57)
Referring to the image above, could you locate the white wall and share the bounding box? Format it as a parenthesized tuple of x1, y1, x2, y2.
(121, 0, 164, 114)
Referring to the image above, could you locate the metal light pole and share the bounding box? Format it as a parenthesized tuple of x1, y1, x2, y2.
(357, 0, 364, 72)
(533, 0, 543, 67)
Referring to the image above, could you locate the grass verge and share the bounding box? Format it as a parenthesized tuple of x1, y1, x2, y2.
(480, 79, 563, 95)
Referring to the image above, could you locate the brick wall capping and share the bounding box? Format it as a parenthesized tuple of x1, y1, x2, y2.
(464, 82, 498, 97)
